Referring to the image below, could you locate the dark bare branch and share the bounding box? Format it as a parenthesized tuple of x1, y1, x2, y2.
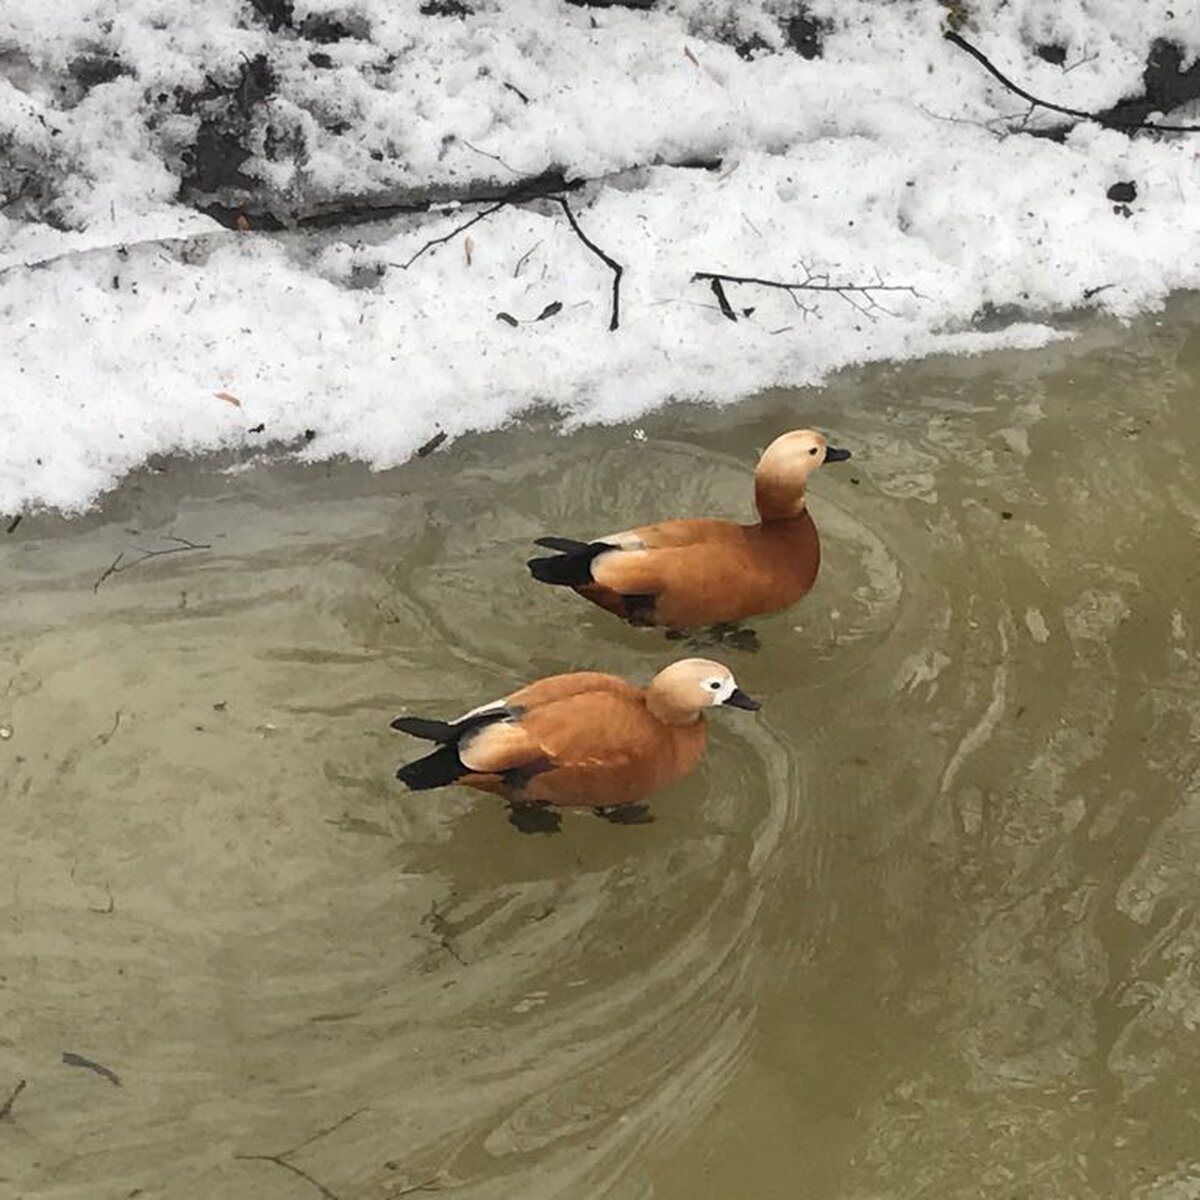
(555, 196, 623, 331)
(945, 30, 1200, 133)
(709, 277, 737, 322)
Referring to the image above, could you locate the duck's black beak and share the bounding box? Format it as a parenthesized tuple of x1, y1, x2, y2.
(824, 445, 852, 463)
(724, 687, 761, 711)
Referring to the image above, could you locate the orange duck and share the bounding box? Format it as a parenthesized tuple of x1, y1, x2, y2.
(392, 658, 759, 832)
(526, 429, 851, 639)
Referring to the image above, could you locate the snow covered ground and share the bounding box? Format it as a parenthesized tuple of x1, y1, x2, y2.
(1, 0, 1198, 513)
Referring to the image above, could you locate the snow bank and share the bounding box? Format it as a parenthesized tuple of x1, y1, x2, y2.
(1, 0, 1198, 512)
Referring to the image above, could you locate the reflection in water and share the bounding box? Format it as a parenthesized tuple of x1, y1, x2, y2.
(1, 299, 1199, 1199)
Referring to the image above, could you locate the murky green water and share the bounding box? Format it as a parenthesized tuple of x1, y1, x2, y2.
(2, 298, 1199, 1200)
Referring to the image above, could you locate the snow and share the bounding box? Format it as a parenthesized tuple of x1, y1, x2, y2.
(1, 0, 1198, 513)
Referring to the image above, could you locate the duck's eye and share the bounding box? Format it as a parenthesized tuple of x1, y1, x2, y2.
(809, 447, 818, 455)
(708, 681, 722, 690)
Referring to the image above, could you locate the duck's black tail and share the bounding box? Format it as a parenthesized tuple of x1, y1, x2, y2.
(527, 537, 613, 587)
(392, 707, 513, 791)
(390, 715, 458, 742)
(396, 744, 468, 790)
(391, 707, 510, 743)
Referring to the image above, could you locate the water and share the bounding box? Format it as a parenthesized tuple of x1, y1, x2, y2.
(2, 298, 1199, 1200)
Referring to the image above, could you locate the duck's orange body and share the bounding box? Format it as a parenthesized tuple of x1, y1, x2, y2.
(392, 660, 760, 830)
(579, 514, 820, 628)
(527, 430, 849, 630)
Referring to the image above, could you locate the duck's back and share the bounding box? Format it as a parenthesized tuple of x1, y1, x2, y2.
(464, 683, 706, 807)
(585, 513, 821, 627)
(505, 670, 637, 711)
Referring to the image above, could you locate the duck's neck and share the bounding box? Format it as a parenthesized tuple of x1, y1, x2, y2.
(754, 479, 809, 523)
(645, 692, 704, 727)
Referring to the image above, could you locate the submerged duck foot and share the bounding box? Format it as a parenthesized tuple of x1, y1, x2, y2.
(665, 623, 760, 653)
(506, 802, 562, 834)
(593, 804, 655, 825)
(714, 623, 761, 653)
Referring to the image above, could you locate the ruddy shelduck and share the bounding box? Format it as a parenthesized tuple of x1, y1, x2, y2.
(526, 429, 851, 634)
(392, 659, 760, 832)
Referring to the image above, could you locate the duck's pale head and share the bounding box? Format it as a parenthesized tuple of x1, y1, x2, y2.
(646, 658, 760, 724)
(754, 428, 851, 520)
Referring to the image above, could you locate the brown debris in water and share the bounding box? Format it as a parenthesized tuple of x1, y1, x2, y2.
(0, 1079, 26, 1120)
(62, 1052, 122, 1087)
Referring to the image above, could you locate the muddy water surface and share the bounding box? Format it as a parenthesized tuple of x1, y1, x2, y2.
(2, 299, 1200, 1199)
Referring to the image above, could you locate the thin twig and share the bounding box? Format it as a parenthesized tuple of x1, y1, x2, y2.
(694, 270, 917, 297)
(390, 170, 579, 272)
(283, 1108, 368, 1157)
(0, 1079, 26, 1120)
(512, 240, 542, 277)
(92, 536, 211, 593)
(0, 231, 230, 280)
(460, 140, 520, 175)
(93, 551, 126, 592)
(916, 101, 1020, 141)
(235, 1154, 341, 1200)
(693, 269, 918, 323)
(421, 899, 468, 965)
(234, 1108, 367, 1200)
(393, 202, 507, 270)
(555, 196, 623, 331)
(945, 30, 1200, 133)
(740, 213, 764, 239)
(1061, 50, 1101, 76)
(94, 709, 123, 747)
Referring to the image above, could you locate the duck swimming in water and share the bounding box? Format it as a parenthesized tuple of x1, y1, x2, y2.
(526, 429, 851, 639)
(392, 658, 760, 832)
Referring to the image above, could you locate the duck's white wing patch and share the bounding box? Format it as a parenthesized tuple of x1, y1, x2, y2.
(454, 700, 511, 723)
(596, 530, 647, 551)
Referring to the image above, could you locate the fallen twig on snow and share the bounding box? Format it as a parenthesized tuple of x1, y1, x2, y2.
(692, 269, 919, 322)
(945, 30, 1200, 133)
(394, 179, 623, 329)
(555, 196, 623, 331)
(394, 200, 509, 270)
(708, 277, 737, 321)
